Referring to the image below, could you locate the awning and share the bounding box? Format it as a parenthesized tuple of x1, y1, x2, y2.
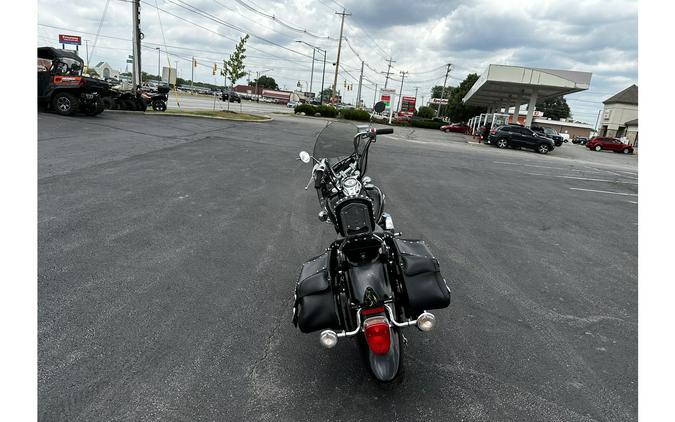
(463, 64, 592, 107)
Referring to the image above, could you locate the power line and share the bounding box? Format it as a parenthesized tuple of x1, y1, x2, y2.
(38, 23, 314, 68)
(231, 0, 337, 41)
(162, 0, 314, 59)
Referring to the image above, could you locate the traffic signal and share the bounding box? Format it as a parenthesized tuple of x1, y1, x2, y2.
(212, 63, 217, 75)
(193, 58, 197, 68)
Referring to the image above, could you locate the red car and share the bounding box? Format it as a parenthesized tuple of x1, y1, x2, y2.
(586, 137, 634, 154)
(440, 123, 469, 133)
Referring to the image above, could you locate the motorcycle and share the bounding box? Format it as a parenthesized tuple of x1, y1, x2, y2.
(292, 120, 451, 382)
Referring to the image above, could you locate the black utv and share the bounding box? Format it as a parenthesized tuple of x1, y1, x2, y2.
(38, 47, 110, 116)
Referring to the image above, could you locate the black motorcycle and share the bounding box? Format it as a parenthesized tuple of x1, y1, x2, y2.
(293, 121, 451, 381)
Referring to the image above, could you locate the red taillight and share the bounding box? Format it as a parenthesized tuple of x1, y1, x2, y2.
(490, 129, 496, 134)
(363, 316, 391, 355)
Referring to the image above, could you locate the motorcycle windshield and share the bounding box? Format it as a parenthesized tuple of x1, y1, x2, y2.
(313, 121, 364, 162)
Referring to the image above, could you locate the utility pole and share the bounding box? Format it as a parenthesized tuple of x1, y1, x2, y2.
(356, 61, 364, 108)
(436, 63, 452, 118)
(131, 0, 142, 88)
(309, 48, 315, 94)
(414, 87, 419, 103)
(383, 58, 396, 88)
(397, 71, 408, 113)
(84, 40, 90, 68)
(191, 57, 195, 93)
(331, 9, 351, 104)
(373, 83, 378, 109)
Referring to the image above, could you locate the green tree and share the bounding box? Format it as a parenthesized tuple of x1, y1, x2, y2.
(249, 75, 278, 90)
(417, 106, 435, 119)
(222, 34, 250, 87)
(535, 95, 570, 120)
(444, 73, 485, 122)
(320, 87, 336, 102)
(428, 85, 456, 116)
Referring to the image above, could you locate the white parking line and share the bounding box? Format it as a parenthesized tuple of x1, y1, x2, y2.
(569, 188, 638, 196)
(494, 161, 568, 171)
(494, 161, 636, 176)
(526, 173, 638, 185)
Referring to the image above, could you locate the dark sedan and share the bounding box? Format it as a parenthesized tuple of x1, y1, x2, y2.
(531, 126, 564, 146)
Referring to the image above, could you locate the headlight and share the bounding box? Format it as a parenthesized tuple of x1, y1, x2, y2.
(341, 177, 361, 197)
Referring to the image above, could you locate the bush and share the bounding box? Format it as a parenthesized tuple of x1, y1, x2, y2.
(316, 104, 338, 117)
(411, 119, 445, 129)
(294, 104, 316, 115)
(340, 108, 371, 121)
(417, 106, 435, 119)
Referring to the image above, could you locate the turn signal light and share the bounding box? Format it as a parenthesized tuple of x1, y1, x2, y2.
(363, 316, 391, 355)
(319, 330, 338, 348)
(417, 312, 436, 332)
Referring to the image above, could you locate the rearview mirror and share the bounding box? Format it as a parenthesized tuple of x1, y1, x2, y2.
(299, 151, 311, 163)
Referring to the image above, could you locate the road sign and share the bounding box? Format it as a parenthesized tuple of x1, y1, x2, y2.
(59, 34, 81, 45)
(380, 88, 396, 111)
(430, 98, 448, 105)
(400, 96, 417, 116)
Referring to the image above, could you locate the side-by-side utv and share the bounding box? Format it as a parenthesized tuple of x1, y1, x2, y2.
(38, 47, 110, 116)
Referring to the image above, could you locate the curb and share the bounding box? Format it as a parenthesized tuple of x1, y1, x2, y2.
(106, 109, 273, 122)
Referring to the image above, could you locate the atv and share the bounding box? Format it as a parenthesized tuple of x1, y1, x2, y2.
(38, 47, 110, 116)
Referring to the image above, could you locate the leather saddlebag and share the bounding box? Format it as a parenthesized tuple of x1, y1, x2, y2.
(293, 252, 341, 333)
(393, 238, 451, 313)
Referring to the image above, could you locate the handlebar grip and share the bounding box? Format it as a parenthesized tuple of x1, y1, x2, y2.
(376, 128, 394, 135)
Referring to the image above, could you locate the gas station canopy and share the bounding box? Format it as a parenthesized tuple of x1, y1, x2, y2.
(462, 64, 592, 107)
(463, 64, 592, 128)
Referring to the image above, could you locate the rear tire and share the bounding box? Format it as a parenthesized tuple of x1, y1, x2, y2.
(52, 92, 78, 116)
(123, 99, 136, 110)
(537, 144, 550, 154)
(152, 100, 167, 111)
(85, 99, 105, 116)
(496, 138, 508, 149)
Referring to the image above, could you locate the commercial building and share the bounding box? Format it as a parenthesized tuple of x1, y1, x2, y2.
(532, 118, 594, 139)
(599, 84, 638, 144)
(92, 62, 120, 80)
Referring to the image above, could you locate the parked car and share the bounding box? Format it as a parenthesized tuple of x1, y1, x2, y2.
(221, 90, 241, 103)
(531, 126, 563, 146)
(572, 136, 588, 145)
(586, 137, 634, 154)
(309, 99, 321, 105)
(287, 101, 298, 108)
(488, 125, 556, 154)
(440, 123, 469, 133)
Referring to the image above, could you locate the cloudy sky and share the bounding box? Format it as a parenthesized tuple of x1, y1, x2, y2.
(37, 0, 638, 123)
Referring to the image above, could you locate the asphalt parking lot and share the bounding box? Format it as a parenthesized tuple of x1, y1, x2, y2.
(38, 112, 637, 421)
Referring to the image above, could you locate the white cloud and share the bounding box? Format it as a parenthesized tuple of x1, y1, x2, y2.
(37, 0, 638, 122)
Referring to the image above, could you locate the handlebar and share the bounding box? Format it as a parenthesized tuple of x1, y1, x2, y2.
(375, 128, 394, 135)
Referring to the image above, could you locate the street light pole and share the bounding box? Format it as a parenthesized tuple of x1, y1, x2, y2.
(156, 47, 160, 80)
(296, 41, 326, 104)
